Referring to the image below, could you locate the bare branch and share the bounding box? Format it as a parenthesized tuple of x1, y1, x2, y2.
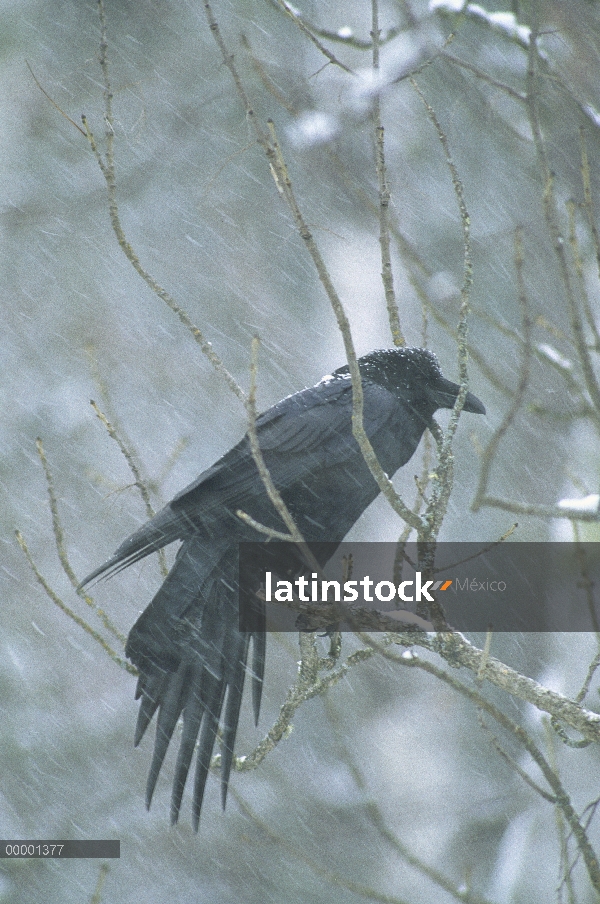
(371, 0, 404, 347)
(25, 61, 87, 136)
(90, 401, 168, 578)
(15, 530, 135, 675)
(473, 228, 532, 511)
(274, 0, 355, 74)
(35, 438, 125, 642)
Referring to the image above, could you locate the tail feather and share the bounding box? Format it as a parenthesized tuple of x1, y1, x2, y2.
(170, 673, 205, 825)
(191, 673, 227, 832)
(134, 670, 167, 745)
(251, 625, 266, 726)
(124, 537, 265, 827)
(145, 661, 190, 810)
(220, 634, 251, 809)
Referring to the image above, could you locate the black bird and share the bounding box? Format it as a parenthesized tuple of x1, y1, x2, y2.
(81, 347, 485, 829)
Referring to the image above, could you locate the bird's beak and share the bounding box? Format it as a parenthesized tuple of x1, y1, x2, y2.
(462, 390, 486, 414)
(432, 377, 486, 415)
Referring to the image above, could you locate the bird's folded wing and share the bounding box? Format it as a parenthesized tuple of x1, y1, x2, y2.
(79, 377, 398, 586)
(170, 377, 400, 507)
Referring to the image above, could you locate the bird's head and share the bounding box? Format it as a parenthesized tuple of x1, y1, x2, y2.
(354, 347, 486, 419)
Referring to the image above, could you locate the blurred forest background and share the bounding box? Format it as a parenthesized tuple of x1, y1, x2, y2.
(3, 0, 600, 901)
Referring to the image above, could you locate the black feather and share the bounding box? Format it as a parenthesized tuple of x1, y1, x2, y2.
(80, 347, 485, 828)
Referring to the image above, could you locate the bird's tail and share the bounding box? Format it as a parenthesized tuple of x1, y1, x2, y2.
(125, 537, 265, 830)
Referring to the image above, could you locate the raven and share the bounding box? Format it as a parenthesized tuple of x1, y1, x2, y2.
(81, 347, 485, 828)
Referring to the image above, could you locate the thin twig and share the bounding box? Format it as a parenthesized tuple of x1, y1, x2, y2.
(410, 81, 472, 542)
(371, 0, 404, 347)
(478, 496, 600, 522)
(477, 710, 556, 803)
(266, 0, 408, 49)
(90, 863, 110, 904)
(25, 61, 87, 136)
(16, 530, 135, 675)
(525, 18, 600, 423)
(442, 53, 526, 103)
(568, 200, 600, 354)
(35, 438, 125, 642)
(580, 127, 600, 293)
(84, 110, 245, 402)
(274, 0, 355, 74)
(473, 228, 532, 511)
(235, 509, 294, 541)
(244, 337, 303, 541)
(90, 401, 168, 578)
(85, 3, 246, 404)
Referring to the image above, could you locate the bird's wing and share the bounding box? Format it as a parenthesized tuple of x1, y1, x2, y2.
(79, 377, 397, 584)
(125, 537, 265, 830)
(170, 376, 399, 507)
(78, 502, 187, 586)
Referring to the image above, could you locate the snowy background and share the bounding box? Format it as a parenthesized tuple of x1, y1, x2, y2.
(3, 1, 600, 901)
